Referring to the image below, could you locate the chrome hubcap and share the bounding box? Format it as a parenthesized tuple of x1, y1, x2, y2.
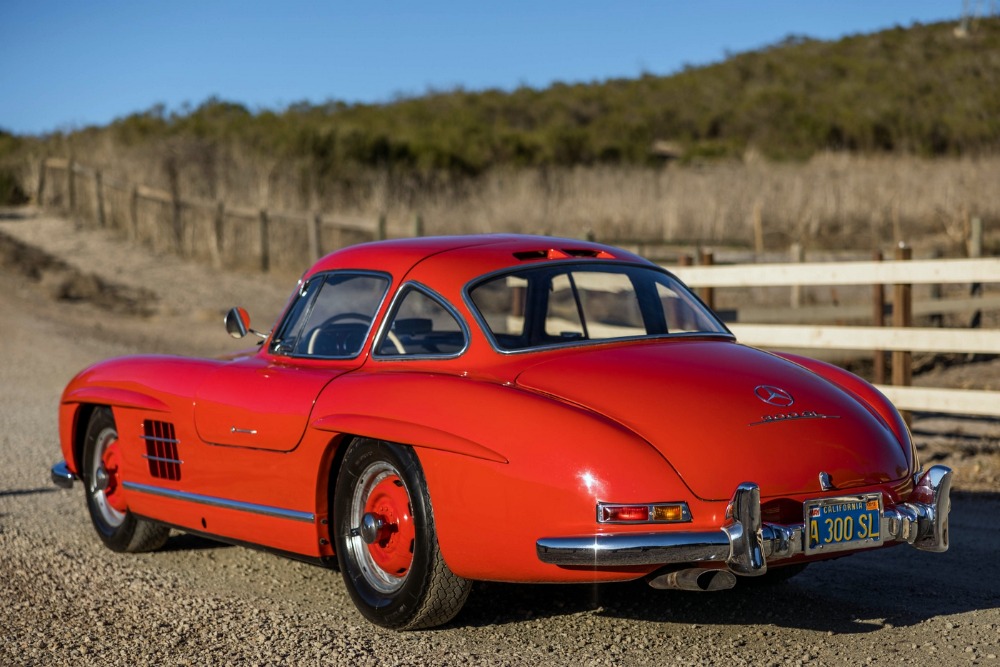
(358, 512, 384, 545)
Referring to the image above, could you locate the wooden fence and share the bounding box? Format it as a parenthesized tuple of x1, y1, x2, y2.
(35, 157, 998, 417)
(672, 253, 1000, 417)
(35, 157, 413, 274)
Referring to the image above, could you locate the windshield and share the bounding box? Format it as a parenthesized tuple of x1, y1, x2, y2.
(468, 263, 728, 352)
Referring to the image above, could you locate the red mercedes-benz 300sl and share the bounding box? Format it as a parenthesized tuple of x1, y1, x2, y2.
(52, 234, 951, 629)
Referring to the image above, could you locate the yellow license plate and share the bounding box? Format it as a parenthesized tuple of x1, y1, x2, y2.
(805, 493, 882, 553)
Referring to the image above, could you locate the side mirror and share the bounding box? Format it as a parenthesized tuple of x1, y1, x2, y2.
(225, 307, 251, 339)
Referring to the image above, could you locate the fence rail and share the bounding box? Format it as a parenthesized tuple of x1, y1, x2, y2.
(673, 254, 999, 418)
(672, 257, 1000, 287)
(36, 157, 396, 274)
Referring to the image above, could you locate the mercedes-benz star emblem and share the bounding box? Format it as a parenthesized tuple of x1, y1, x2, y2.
(754, 385, 794, 407)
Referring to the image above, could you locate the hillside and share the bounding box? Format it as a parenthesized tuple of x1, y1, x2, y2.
(11, 19, 997, 177)
(2, 19, 998, 253)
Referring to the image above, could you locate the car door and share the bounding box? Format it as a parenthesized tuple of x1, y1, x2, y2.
(193, 271, 391, 452)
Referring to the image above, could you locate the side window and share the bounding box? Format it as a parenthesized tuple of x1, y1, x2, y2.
(656, 281, 718, 333)
(376, 285, 466, 358)
(544, 271, 646, 341)
(543, 273, 585, 339)
(270, 272, 389, 358)
(468, 274, 528, 348)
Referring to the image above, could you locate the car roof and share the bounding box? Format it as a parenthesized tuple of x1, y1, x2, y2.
(306, 234, 652, 282)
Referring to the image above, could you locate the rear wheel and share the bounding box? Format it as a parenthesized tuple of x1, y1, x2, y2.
(333, 438, 471, 629)
(83, 407, 169, 552)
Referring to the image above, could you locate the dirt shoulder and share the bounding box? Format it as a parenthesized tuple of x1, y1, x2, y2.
(2, 207, 998, 666)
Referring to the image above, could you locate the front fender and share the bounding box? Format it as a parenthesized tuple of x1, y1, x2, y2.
(58, 355, 221, 475)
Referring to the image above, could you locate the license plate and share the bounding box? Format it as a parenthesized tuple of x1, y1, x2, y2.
(804, 493, 882, 553)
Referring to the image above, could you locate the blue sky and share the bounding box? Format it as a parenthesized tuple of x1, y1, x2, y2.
(0, 1, 963, 136)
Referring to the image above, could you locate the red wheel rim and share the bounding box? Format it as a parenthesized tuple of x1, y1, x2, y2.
(101, 437, 127, 512)
(363, 474, 414, 576)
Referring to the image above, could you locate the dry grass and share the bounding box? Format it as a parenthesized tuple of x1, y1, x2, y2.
(30, 145, 999, 274)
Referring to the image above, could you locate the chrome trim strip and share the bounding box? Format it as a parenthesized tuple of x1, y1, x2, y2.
(122, 481, 315, 523)
(50, 461, 76, 489)
(140, 435, 180, 444)
(536, 465, 953, 570)
(141, 454, 185, 465)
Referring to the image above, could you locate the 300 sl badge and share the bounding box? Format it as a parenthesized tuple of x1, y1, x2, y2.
(749, 410, 840, 426)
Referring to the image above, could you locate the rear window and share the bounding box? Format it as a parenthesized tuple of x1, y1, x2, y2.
(468, 264, 726, 351)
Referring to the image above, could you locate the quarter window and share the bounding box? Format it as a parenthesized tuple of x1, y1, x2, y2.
(376, 285, 466, 357)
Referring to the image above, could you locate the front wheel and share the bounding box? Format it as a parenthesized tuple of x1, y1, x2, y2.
(83, 407, 170, 552)
(333, 438, 471, 629)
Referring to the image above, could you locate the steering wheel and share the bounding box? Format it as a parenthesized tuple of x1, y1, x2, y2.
(325, 312, 372, 325)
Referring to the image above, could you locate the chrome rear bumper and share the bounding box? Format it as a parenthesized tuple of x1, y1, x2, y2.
(536, 465, 952, 576)
(51, 461, 77, 489)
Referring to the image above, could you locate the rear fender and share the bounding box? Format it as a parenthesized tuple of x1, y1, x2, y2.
(310, 371, 694, 581)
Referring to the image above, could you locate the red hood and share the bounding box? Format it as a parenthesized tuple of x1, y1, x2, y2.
(515, 340, 910, 500)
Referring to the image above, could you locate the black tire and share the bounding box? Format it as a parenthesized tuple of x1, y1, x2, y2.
(82, 407, 170, 553)
(333, 438, 471, 629)
(741, 562, 809, 587)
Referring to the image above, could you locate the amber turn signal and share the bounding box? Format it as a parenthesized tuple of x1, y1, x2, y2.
(597, 502, 691, 524)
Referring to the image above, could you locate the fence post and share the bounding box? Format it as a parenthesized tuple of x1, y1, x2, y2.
(752, 200, 764, 256)
(789, 242, 804, 308)
(929, 248, 943, 327)
(212, 200, 225, 269)
(67, 160, 77, 220)
(698, 249, 715, 311)
(969, 217, 983, 330)
(36, 160, 47, 206)
(130, 185, 140, 240)
(309, 212, 322, 261)
(376, 214, 387, 241)
(172, 190, 184, 255)
(413, 213, 424, 238)
(94, 170, 106, 228)
(872, 250, 886, 385)
(259, 208, 270, 272)
(892, 244, 912, 424)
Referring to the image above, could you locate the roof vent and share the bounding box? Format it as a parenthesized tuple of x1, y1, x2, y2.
(513, 248, 616, 261)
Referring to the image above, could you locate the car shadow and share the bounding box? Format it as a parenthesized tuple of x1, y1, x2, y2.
(456, 489, 999, 634)
(0, 487, 58, 498)
(158, 532, 233, 553)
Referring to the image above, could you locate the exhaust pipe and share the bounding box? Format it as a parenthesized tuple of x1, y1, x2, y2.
(647, 568, 737, 592)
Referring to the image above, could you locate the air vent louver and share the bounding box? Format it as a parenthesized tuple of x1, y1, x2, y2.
(142, 420, 182, 480)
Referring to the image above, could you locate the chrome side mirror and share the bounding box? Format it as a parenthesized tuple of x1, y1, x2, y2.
(225, 307, 251, 339)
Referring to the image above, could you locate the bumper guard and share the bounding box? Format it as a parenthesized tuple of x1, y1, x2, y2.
(51, 461, 77, 489)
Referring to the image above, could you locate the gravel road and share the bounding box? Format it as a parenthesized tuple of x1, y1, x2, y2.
(2, 211, 998, 666)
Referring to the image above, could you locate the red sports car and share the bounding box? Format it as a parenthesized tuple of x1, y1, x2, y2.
(52, 234, 952, 629)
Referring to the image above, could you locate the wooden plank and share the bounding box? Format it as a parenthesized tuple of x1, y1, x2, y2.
(730, 324, 1000, 354)
(875, 385, 1000, 417)
(733, 295, 1000, 324)
(136, 184, 172, 204)
(671, 258, 1000, 287)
